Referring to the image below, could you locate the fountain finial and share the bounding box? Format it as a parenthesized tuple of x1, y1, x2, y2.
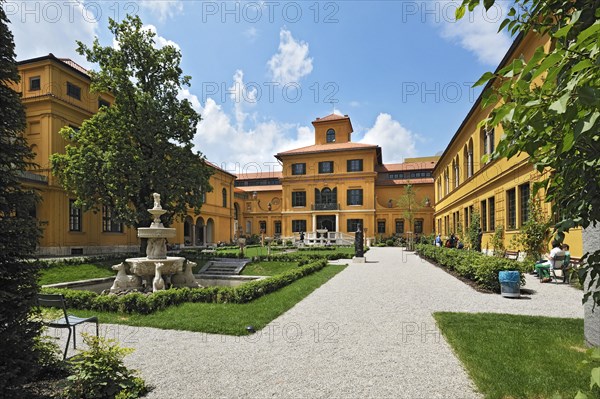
(153, 193, 162, 210)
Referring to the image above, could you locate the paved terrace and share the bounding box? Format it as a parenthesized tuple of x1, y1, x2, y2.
(52, 247, 584, 398)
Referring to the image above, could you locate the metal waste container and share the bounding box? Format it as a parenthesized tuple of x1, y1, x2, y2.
(499, 270, 521, 298)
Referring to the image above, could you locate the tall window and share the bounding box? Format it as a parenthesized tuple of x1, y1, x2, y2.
(507, 188, 517, 229)
(437, 178, 442, 200)
(291, 163, 306, 175)
(222, 188, 227, 207)
(444, 168, 449, 195)
(102, 206, 123, 233)
(259, 221, 267, 233)
(453, 159, 459, 188)
(467, 139, 474, 177)
(318, 161, 334, 174)
(481, 200, 487, 231)
(347, 219, 363, 233)
(66, 82, 81, 100)
(326, 128, 336, 143)
(291, 191, 306, 207)
(274, 221, 282, 235)
(377, 220, 386, 234)
(347, 189, 363, 206)
(69, 200, 81, 232)
(414, 219, 423, 234)
(489, 197, 495, 231)
(395, 219, 405, 234)
(292, 220, 306, 232)
(347, 159, 363, 172)
(519, 183, 531, 225)
(464, 206, 470, 230)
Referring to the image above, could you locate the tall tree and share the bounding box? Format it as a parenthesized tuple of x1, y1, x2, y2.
(0, 0, 42, 391)
(51, 16, 213, 238)
(396, 184, 426, 233)
(457, 0, 600, 304)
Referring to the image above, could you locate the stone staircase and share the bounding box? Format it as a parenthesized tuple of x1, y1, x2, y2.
(198, 258, 250, 276)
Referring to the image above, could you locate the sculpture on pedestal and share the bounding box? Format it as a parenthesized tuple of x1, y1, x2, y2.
(355, 224, 364, 258)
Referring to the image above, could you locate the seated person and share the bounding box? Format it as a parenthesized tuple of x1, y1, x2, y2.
(456, 239, 464, 249)
(562, 243, 571, 266)
(534, 240, 565, 282)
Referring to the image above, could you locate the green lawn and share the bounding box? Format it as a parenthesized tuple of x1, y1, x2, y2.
(434, 312, 595, 399)
(295, 247, 355, 257)
(66, 265, 346, 335)
(216, 246, 285, 258)
(39, 264, 115, 285)
(240, 261, 299, 276)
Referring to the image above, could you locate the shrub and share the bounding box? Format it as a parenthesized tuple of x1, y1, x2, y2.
(512, 198, 552, 263)
(385, 239, 395, 247)
(63, 334, 147, 399)
(416, 244, 526, 292)
(41, 259, 329, 314)
(491, 225, 506, 257)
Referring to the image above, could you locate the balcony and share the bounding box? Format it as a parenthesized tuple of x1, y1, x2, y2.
(312, 203, 340, 211)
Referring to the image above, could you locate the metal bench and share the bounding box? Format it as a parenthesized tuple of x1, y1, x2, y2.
(37, 293, 99, 359)
(504, 251, 519, 260)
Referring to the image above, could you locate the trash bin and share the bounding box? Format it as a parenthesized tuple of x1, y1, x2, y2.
(499, 270, 521, 298)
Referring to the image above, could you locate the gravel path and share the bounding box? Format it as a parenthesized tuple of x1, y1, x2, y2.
(51, 247, 584, 398)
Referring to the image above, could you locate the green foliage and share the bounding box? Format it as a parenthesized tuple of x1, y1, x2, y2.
(465, 209, 481, 250)
(395, 184, 425, 231)
(416, 244, 527, 292)
(32, 329, 67, 377)
(39, 263, 115, 285)
(0, 0, 42, 392)
(457, 0, 600, 305)
(41, 260, 328, 314)
(513, 198, 552, 262)
(491, 225, 506, 257)
(576, 348, 600, 399)
(64, 334, 147, 399)
(50, 15, 212, 230)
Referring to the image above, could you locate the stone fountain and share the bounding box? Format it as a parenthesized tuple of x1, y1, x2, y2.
(109, 193, 199, 293)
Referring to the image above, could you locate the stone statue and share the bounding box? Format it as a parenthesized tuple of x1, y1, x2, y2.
(147, 237, 166, 259)
(355, 224, 364, 258)
(172, 260, 199, 288)
(153, 192, 162, 209)
(152, 262, 165, 292)
(109, 262, 142, 293)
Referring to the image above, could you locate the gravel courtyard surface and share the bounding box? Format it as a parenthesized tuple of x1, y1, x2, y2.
(52, 247, 584, 398)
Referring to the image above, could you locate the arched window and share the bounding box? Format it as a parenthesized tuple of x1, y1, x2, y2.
(326, 129, 336, 143)
(468, 139, 474, 178)
(437, 178, 442, 200)
(453, 156, 460, 188)
(234, 203, 239, 220)
(222, 188, 227, 208)
(444, 168, 449, 196)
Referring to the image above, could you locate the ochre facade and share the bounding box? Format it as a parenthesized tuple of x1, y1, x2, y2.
(432, 33, 583, 257)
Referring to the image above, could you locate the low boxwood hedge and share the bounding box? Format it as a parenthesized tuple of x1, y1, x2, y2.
(415, 244, 526, 292)
(40, 259, 328, 315)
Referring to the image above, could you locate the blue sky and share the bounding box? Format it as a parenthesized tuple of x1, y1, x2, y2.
(7, 0, 513, 173)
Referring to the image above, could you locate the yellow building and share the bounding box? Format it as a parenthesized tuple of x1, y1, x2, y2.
(236, 114, 437, 243)
(15, 54, 236, 255)
(432, 33, 583, 257)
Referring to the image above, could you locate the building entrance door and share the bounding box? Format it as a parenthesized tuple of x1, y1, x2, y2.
(316, 215, 336, 232)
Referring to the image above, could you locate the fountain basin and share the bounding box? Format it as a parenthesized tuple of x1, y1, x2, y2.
(137, 227, 176, 238)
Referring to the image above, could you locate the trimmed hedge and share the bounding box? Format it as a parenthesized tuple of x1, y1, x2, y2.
(416, 244, 526, 292)
(41, 259, 328, 315)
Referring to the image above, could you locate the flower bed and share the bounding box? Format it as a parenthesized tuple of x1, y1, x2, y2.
(416, 244, 526, 292)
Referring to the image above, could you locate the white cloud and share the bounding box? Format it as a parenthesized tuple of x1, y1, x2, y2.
(6, 0, 97, 67)
(143, 24, 180, 50)
(267, 28, 313, 85)
(178, 87, 313, 172)
(359, 114, 418, 163)
(436, 1, 512, 66)
(349, 101, 361, 107)
(139, 0, 183, 22)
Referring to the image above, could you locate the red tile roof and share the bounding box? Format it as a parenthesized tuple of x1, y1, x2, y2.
(236, 185, 283, 192)
(58, 58, 89, 77)
(276, 142, 378, 157)
(236, 171, 283, 180)
(313, 113, 350, 123)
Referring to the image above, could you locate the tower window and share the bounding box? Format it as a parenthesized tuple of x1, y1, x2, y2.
(326, 129, 336, 143)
